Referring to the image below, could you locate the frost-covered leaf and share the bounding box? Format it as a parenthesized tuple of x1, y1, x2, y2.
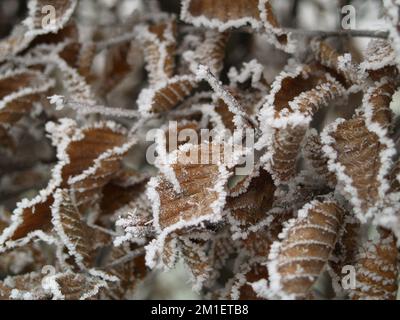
(0, 120, 135, 250)
(349, 229, 399, 300)
(180, 234, 214, 292)
(321, 117, 395, 221)
(181, 0, 265, 30)
(360, 39, 398, 81)
(0, 241, 49, 277)
(145, 143, 232, 268)
(196, 65, 253, 131)
(136, 17, 177, 85)
(46, 271, 110, 300)
(230, 257, 268, 300)
(258, 65, 346, 183)
(383, 0, 400, 69)
(227, 168, 276, 239)
(0, 68, 55, 144)
(362, 80, 399, 129)
(101, 171, 150, 229)
(51, 189, 105, 270)
(328, 215, 360, 296)
(303, 129, 336, 188)
(311, 39, 360, 88)
(0, 271, 50, 300)
(183, 30, 229, 76)
(102, 244, 147, 299)
(180, 0, 294, 52)
(114, 192, 153, 245)
(0, 0, 77, 62)
(254, 198, 344, 299)
(137, 75, 196, 116)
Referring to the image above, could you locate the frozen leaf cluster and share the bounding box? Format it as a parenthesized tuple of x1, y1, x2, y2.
(0, 0, 400, 300)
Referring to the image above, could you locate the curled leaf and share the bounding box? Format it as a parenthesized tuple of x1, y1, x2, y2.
(255, 198, 344, 299)
(350, 229, 399, 300)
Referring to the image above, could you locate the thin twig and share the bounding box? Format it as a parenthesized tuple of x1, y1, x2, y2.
(284, 28, 389, 39)
(105, 247, 146, 269)
(65, 100, 141, 118)
(95, 31, 137, 52)
(95, 27, 389, 53)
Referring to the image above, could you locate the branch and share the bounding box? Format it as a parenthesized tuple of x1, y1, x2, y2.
(284, 28, 389, 39)
(105, 247, 146, 269)
(49, 97, 141, 119)
(95, 31, 137, 52)
(95, 28, 389, 53)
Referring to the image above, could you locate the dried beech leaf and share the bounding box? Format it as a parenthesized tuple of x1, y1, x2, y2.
(0, 243, 48, 277)
(0, 271, 50, 300)
(362, 81, 398, 129)
(181, 0, 265, 30)
(0, 0, 77, 62)
(311, 39, 360, 87)
(321, 117, 395, 220)
(138, 75, 196, 116)
(51, 189, 96, 270)
(180, 0, 293, 52)
(136, 18, 177, 85)
(360, 39, 398, 81)
(0, 120, 135, 249)
(184, 30, 229, 76)
(241, 207, 294, 259)
(100, 172, 150, 225)
(201, 228, 238, 297)
(328, 215, 360, 296)
(16, 41, 96, 104)
(49, 272, 109, 300)
(97, 41, 137, 95)
(114, 192, 153, 245)
(255, 198, 344, 299)
(227, 168, 276, 239)
(259, 65, 346, 183)
(196, 65, 253, 131)
(102, 244, 147, 299)
(180, 235, 214, 291)
(230, 258, 268, 300)
(383, 0, 400, 68)
(145, 143, 231, 268)
(303, 129, 336, 188)
(0, 68, 54, 129)
(349, 230, 399, 300)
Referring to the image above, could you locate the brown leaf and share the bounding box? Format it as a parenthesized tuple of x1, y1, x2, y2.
(0, 68, 54, 129)
(328, 215, 360, 295)
(138, 76, 196, 116)
(303, 129, 336, 187)
(0, 0, 77, 62)
(264, 198, 344, 299)
(230, 258, 268, 300)
(311, 39, 359, 88)
(260, 65, 346, 183)
(0, 272, 50, 300)
(0, 120, 135, 248)
(361, 39, 398, 81)
(146, 143, 231, 268)
(102, 244, 147, 299)
(136, 18, 177, 85)
(350, 229, 399, 300)
(51, 189, 96, 270)
(227, 168, 276, 239)
(321, 117, 395, 219)
(52, 272, 108, 300)
(181, 0, 292, 52)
